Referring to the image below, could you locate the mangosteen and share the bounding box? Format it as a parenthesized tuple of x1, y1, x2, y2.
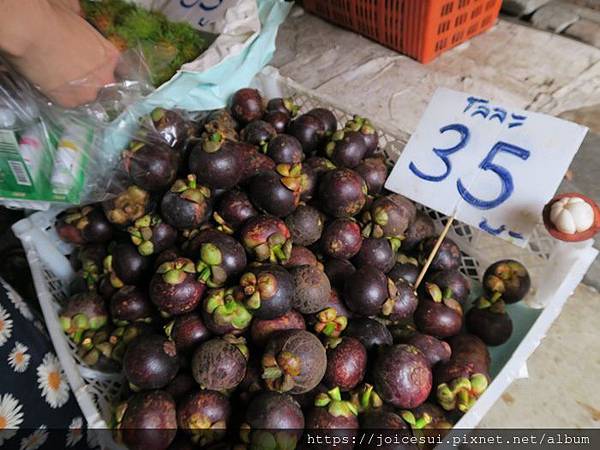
(321, 218, 363, 259)
(236, 141, 276, 183)
(123, 334, 179, 390)
(109, 322, 154, 364)
(166, 372, 196, 401)
(186, 229, 247, 288)
(434, 334, 490, 412)
(288, 113, 326, 154)
(290, 265, 331, 314)
(149, 257, 205, 316)
(213, 189, 258, 234)
(353, 237, 395, 273)
(306, 388, 358, 449)
(251, 309, 306, 347)
(160, 175, 212, 230)
(104, 242, 150, 288)
(117, 390, 177, 450)
(128, 213, 178, 256)
(309, 289, 351, 338)
(360, 410, 414, 450)
(231, 88, 264, 124)
(70, 244, 107, 292)
(325, 129, 367, 168)
(242, 391, 304, 447)
(307, 108, 338, 135)
(240, 264, 294, 319)
(402, 403, 453, 444)
(262, 329, 326, 394)
(103, 185, 151, 227)
(56, 206, 113, 244)
(380, 278, 418, 322)
(362, 194, 416, 247)
(177, 390, 230, 446)
(426, 269, 470, 304)
(483, 259, 531, 303)
(418, 236, 462, 272)
(466, 293, 513, 346)
(402, 210, 436, 252)
(154, 248, 182, 270)
(324, 337, 367, 391)
(285, 204, 324, 246)
(248, 164, 303, 217)
(241, 120, 277, 152)
(283, 246, 320, 269)
(305, 155, 336, 176)
(414, 283, 463, 338)
(319, 168, 367, 218)
(150, 107, 188, 149)
(263, 110, 290, 134)
(201, 287, 252, 335)
(110, 286, 153, 325)
(240, 215, 293, 263)
(372, 344, 432, 409)
(323, 258, 356, 291)
(345, 318, 393, 352)
(123, 140, 179, 192)
(355, 156, 388, 196)
(267, 97, 299, 118)
(388, 255, 420, 286)
(188, 132, 243, 189)
(402, 333, 451, 367)
(59, 292, 108, 344)
(300, 164, 318, 202)
(164, 313, 211, 353)
(344, 115, 378, 157)
(76, 326, 123, 372)
(192, 335, 248, 391)
(343, 266, 391, 316)
(267, 134, 304, 164)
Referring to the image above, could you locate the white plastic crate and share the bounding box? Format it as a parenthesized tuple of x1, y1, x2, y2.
(12, 68, 599, 448)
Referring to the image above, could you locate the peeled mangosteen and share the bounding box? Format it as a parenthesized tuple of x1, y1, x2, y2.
(177, 390, 230, 446)
(325, 129, 367, 168)
(150, 107, 188, 149)
(103, 185, 151, 227)
(290, 265, 331, 314)
(288, 113, 326, 154)
(344, 266, 390, 316)
(262, 329, 326, 394)
(388, 255, 420, 286)
(321, 218, 363, 259)
(483, 259, 531, 304)
(241, 120, 277, 152)
(60, 291, 108, 344)
(345, 115, 378, 157)
(231, 88, 264, 124)
(123, 334, 179, 390)
(263, 110, 290, 134)
(161, 175, 212, 230)
(248, 164, 303, 217)
(355, 156, 388, 196)
(267, 134, 304, 164)
(466, 293, 513, 346)
(402, 210, 436, 252)
(284, 204, 325, 247)
(250, 309, 306, 347)
(345, 318, 392, 351)
(353, 237, 395, 273)
(324, 337, 367, 391)
(192, 335, 248, 391)
(323, 258, 356, 291)
(56, 206, 113, 244)
(150, 257, 205, 316)
(188, 133, 243, 189)
(362, 194, 416, 247)
(319, 168, 367, 218)
(306, 388, 358, 449)
(240, 264, 294, 319)
(201, 287, 252, 335)
(426, 269, 470, 304)
(283, 246, 320, 269)
(123, 140, 178, 192)
(372, 344, 432, 409)
(240, 215, 292, 264)
(104, 242, 150, 288)
(213, 189, 258, 234)
(307, 108, 338, 136)
(414, 283, 463, 338)
(380, 278, 418, 322)
(110, 286, 153, 325)
(164, 313, 211, 353)
(128, 213, 178, 256)
(418, 236, 462, 272)
(118, 390, 177, 450)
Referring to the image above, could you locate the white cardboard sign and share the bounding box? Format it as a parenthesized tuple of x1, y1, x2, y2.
(385, 88, 588, 246)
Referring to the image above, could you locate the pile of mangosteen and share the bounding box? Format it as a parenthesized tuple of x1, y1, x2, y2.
(56, 87, 532, 450)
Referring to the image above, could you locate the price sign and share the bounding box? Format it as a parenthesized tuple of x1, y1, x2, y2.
(385, 88, 588, 246)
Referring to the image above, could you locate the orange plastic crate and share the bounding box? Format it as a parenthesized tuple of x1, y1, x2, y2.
(302, 0, 503, 63)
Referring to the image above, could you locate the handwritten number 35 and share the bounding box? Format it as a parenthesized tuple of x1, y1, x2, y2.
(409, 124, 531, 210)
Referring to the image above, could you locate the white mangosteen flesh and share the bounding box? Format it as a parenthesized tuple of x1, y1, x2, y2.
(549, 197, 594, 234)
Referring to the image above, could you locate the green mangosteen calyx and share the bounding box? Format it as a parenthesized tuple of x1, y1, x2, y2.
(63, 206, 94, 230)
(314, 307, 348, 337)
(157, 258, 196, 285)
(239, 271, 278, 311)
(105, 185, 149, 226)
(397, 253, 418, 266)
(170, 174, 211, 204)
(205, 288, 253, 331)
(128, 214, 160, 256)
(400, 410, 432, 430)
(485, 261, 528, 296)
(425, 283, 463, 313)
(437, 373, 488, 412)
(314, 387, 358, 418)
(381, 278, 401, 318)
(345, 115, 376, 136)
(276, 163, 304, 197)
(223, 333, 250, 360)
(474, 292, 506, 314)
(196, 243, 228, 287)
(261, 350, 302, 392)
(350, 383, 383, 414)
(202, 131, 225, 153)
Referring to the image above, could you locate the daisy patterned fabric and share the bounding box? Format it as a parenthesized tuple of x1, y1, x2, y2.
(0, 278, 99, 450)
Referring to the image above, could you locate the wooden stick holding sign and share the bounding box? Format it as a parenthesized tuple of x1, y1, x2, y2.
(414, 216, 455, 290)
